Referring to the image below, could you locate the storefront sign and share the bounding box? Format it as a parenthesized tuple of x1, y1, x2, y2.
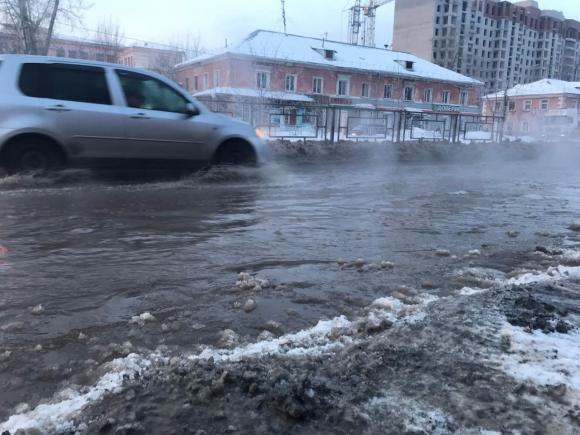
(432, 104, 461, 113)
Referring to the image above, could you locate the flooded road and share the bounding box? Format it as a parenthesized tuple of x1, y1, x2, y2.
(1, 143, 580, 434)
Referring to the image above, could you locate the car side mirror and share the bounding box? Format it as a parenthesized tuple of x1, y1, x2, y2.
(185, 103, 199, 117)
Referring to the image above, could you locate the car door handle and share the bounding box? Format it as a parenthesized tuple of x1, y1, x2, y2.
(130, 113, 151, 120)
(45, 104, 71, 113)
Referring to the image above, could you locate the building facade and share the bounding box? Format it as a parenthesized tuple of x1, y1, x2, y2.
(482, 78, 580, 136)
(175, 30, 484, 141)
(176, 30, 482, 110)
(0, 26, 183, 78)
(393, 0, 580, 93)
(118, 45, 185, 77)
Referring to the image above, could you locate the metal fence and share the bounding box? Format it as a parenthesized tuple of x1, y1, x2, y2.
(198, 98, 504, 143)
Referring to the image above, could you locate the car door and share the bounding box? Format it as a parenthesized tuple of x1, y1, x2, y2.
(18, 62, 126, 159)
(115, 69, 211, 160)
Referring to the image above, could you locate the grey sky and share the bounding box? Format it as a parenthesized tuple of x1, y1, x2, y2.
(73, 1, 580, 55)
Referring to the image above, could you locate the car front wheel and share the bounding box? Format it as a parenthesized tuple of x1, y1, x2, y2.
(4, 138, 64, 175)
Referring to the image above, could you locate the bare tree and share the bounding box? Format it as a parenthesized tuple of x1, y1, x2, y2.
(0, 0, 87, 55)
(94, 15, 124, 63)
(147, 49, 186, 80)
(145, 32, 205, 80)
(169, 31, 205, 60)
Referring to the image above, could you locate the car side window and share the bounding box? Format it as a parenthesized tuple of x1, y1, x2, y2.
(19, 63, 112, 105)
(116, 70, 189, 114)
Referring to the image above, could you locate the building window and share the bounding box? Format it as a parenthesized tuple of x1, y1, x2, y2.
(313, 77, 323, 94)
(203, 73, 208, 90)
(256, 71, 270, 89)
(460, 91, 468, 105)
(213, 70, 221, 87)
(361, 82, 370, 98)
(185, 77, 190, 92)
(442, 90, 450, 104)
(424, 88, 433, 103)
(508, 101, 516, 111)
(337, 79, 349, 96)
(384, 84, 392, 99)
(522, 121, 529, 132)
(541, 99, 549, 110)
(194, 76, 199, 91)
(285, 74, 297, 92)
(524, 100, 532, 111)
(404, 86, 414, 101)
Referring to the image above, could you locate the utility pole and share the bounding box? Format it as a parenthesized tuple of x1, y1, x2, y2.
(500, 81, 510, 142)
(281, 0, 287, 34)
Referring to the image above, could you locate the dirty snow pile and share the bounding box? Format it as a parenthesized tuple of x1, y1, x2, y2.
(506, 265, 580, 286)
(0, 354, 152, 434)
(193, 294, 437, 363)
(456, 264, 580, 296)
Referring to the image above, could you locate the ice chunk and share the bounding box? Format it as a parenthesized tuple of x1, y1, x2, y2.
(218, 329, 240, 349)
(236, 272, 271, 291)
(31, 305, 45, 315)
(242, 299, 257, 313)
(129, 312, 157, 327)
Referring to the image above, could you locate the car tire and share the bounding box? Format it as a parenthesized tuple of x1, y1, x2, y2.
(213, 140, 257, 166)
(5, 138, 64, 175)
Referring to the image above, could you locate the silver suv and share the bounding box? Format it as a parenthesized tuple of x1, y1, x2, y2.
(0, 55, 267, 174)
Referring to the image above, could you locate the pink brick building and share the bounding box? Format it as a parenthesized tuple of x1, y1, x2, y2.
(483, 79, 580, 137)
(175, 30, 483, 112)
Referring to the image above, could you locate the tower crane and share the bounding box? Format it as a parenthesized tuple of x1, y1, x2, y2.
(348, 0, 395, 47)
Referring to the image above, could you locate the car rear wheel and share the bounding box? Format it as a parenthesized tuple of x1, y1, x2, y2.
(4, 137, 64, 175)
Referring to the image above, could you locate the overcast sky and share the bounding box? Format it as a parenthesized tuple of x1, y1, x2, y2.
(72, 0, 580, 55)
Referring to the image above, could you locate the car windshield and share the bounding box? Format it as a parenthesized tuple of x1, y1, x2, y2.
(2, 2, 580, 435)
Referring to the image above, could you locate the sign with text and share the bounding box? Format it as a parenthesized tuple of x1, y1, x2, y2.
(432, 104, 461, 113)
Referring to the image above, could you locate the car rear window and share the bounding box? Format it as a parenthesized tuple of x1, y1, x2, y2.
(19, 63, 112, 105)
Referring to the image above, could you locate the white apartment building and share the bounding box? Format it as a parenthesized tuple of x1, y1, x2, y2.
(393, 0, 580, 93)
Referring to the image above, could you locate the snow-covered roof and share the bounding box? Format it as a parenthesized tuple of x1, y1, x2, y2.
(485, 79, 580, 99)
(178, 30, 482, 86)
(194, 87, 314, 102)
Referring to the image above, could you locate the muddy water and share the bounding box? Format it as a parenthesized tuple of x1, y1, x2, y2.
(1, 144, 580, 432)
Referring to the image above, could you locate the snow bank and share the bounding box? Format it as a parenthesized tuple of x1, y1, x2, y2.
(0, 354, 151, 434)
(193, 294, 437, 363)
(507, 265, 580, 286)
(456, 264, 580, 296)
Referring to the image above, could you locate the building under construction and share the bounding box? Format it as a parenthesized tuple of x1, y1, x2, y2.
(347, 0, 394, 47)
(392, 0, 580, 93)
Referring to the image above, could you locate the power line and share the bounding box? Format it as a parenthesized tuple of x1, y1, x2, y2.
(57, 22, 188, 53)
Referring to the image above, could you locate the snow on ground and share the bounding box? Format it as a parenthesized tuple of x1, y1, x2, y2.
(0, 294, 438, 434)
(562, 249, 580, 263)
(0, 354, 152, 434)
(3, 259, 580, 433)
(192, 294, 437, 363)
(455, 264, 580, 296)
(507, 265, 580, 286)
(499, 323, 580, 399)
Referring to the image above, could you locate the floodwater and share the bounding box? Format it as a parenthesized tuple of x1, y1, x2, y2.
(1, 142, 580, 434)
